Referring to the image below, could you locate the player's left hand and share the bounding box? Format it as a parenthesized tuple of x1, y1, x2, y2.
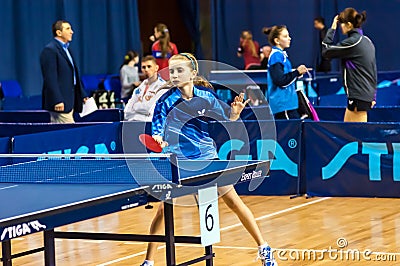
(231, 92, 250, 113)
(230, 92, 250, 120)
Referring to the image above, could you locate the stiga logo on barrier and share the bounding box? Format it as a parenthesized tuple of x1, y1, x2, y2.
(322, 142, 400, 181)
(218, 139, 298, 177)
(152, 183, 173, 191)
(43, 141, 117, 155)
(1, 220, 46, 240)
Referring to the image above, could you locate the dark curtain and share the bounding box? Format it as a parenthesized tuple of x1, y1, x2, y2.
(0, 0, 141, 96)
(177, 0, 203, 58)
(211, 0, 316, 70)
(211, 0, 400, 72)
(336, 0, 399, 72)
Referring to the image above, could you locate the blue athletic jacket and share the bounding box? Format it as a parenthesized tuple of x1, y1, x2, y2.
(152, 86, 230, 159)
(267, 47, 300, 114)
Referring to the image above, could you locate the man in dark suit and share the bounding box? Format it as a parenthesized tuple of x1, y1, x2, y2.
(40, 20, 87, 123)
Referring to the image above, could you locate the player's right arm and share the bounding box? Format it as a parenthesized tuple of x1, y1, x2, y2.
(152, 135, 168, 148)
(322, 16, 359, 59)
(151, 98, 168, 145)
(268, 51, 305, 88)
(269, 63, 307, 87)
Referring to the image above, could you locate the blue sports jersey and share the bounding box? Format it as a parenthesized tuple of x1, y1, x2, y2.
(267, 46, 298, 114)
(152, 86, 230, 159)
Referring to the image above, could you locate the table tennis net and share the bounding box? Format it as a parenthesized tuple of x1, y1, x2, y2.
(0, 156, 174, 185)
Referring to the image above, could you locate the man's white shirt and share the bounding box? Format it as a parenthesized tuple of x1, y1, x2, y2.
(124, 76, 166, 122)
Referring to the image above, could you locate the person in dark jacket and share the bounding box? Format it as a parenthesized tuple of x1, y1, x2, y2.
(322, 8, 377, 122)
(314, 17, 332, 72)
(40, 20, 87, 123)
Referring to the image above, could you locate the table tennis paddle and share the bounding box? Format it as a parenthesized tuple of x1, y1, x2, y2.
(139, 134, 163, 153)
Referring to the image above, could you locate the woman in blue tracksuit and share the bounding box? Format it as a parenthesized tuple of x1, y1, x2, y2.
(140, 53, 277, 266)
(322, 7, 377, 122)
(267, 25, 308, 119)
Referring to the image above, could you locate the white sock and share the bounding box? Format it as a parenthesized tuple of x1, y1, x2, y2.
(143, 260, 154, 266)
(258, 242, 269, 251)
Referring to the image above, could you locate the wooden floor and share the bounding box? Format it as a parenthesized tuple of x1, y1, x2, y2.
(3, 195, 400, 265)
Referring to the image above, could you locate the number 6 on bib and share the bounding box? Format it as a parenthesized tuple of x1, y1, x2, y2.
(198, 185, 220, 246)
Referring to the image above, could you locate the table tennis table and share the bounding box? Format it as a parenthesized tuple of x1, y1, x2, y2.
(0, 154, 269, 266)
(208, 69, 315, 85)
(208, 69, 268, 86)
(207, 69, 315, 103)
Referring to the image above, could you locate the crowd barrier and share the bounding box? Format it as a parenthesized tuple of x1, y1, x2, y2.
(1, 119, 399, 198)
(0, 109, 123, 123)
(318, 85, 400, 107)
(12, 122, 120, 154)
(208, 70, 400, 107)
(241, 105, 400, 123)
(0, 123, 105, 138)
(0, 137, 9, 153)
(314, 106, 400, 122)
(73, 109, 124, 122)
(304, 121, 400, 198)
(0, 137, 10, 165)
(312, 70, 400, 94)
(4, 101, 399, 125)
(210, 120, 300, 195)
(314, 71, 400, 107)
(0, 110, 50, 123)
(0, 95, 42, 110)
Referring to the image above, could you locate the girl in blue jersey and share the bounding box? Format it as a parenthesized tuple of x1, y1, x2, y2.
(267, 25, 308, 119)
(140, 53, 276, 266)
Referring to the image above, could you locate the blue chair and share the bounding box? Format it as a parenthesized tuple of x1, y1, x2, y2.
(1, 80, 23, 98)
(103, 75, 122, 100)
(2, 95, 42, 110)
(81, 74, 107, 96)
